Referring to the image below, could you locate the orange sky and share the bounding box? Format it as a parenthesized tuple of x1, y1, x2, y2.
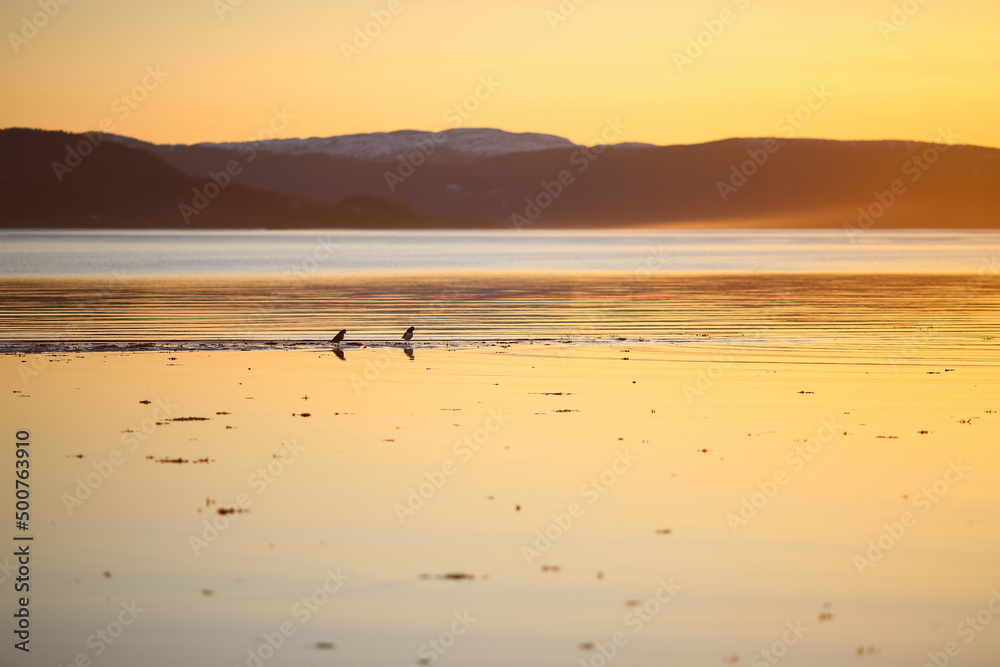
(2, 0, 998, 147)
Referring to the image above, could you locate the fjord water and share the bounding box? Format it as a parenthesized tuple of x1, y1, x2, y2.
(2, 229, 999, 276)
(1, 229, 999, 667)
(1, 229, 999, 345)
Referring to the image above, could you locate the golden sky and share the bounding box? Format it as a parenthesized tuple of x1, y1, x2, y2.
(2, 0, 998, 147)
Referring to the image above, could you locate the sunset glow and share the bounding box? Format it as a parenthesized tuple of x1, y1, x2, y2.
(3, 0, 999, 147)
(3, 3, 1000, 665)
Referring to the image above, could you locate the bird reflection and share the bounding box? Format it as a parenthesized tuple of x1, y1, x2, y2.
(403, 347, 414, 361)
(333, 348, 346, 361)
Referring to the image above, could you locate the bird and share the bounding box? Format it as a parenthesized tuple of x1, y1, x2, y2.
(402, 326, 415, 342)
(331, 329, 346, 344)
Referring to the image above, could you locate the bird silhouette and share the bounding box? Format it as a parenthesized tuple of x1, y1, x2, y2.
(331, 329, 346, 344)
(402, 326, 415, 342)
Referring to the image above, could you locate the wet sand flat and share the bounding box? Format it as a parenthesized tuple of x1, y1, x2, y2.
(4, 337, 1000, 667)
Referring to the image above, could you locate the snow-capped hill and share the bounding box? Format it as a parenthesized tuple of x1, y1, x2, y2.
(602, 141, 658, 149)
(198, 128, 577, 160)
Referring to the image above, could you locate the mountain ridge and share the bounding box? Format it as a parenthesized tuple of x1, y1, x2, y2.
(191, 128, 581, 161)
(0, 128, 482, 229)
(3, 127, 999, 229)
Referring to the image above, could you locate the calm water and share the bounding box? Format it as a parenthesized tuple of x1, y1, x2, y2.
(1, 229, 998, 346)
(5, 344, 1000, 667)
(2, 230, 1000, 667)
(1, 229, 999, 276)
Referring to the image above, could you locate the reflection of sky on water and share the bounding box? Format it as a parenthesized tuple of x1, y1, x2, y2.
(1, 231, 998, 666)
(1, 229, 998, 275)
(5, 331, 1000, 666)
(2, 272, 999, 348)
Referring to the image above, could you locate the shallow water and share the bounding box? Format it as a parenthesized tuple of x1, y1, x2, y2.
(2, 274, 999, 359)
(4, 343, 1000, 667)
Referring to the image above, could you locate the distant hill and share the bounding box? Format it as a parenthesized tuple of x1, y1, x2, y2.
(195, 128, 579, 160)
(0, 128, 477, 229)
(3, 127, 999, 229)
